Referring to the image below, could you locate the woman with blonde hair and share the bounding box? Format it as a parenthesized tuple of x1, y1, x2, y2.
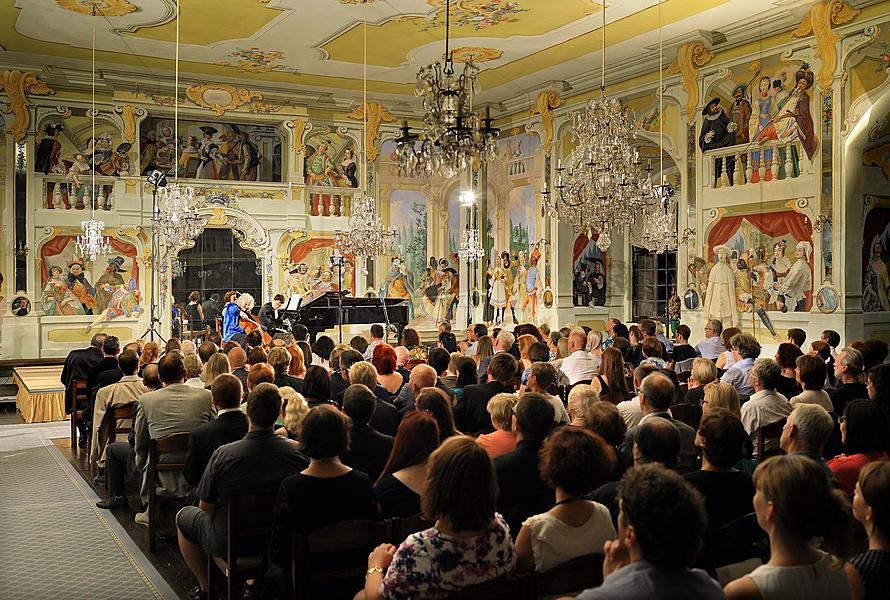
(269, 346, 303, 391)
(476, 393, 518, 458)
(556, 335, 570, 361)
(587, 330, 604, 369)
(202, 352, 230, 388)
(687, 357, 718, 405)
(703, 381, 741, 419)
(183, 354, 204, 389)
(518, 334, 537, 371)
(567, 384, 600, 427)
(275, 387, 309, 441)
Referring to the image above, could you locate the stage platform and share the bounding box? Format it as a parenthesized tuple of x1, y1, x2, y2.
(13, 366, 66, 424)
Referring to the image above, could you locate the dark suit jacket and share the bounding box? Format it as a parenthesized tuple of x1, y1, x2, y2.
(341, 423, 394, 482)
(96, 368, 124, 392)
(621, 412, 698, 474)
(183, 410, 249, 486)
(454, 380, 515, 434)
(494, 439, 554, 534)
(369, 394, 400, 437)
(62, 347, 103, 412)
(88, 356, 120, 394)
(232, 367, 249, 399)
(331, 371, 349, 407)
(258, 302, 284, 330)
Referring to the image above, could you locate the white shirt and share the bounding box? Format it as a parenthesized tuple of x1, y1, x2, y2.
(522, 503, 616, 573)
(558, 350, 600, 385)
(741, 389, 792, 458)
(217, 407, 242, 416)
(789, 389, 833, 413)
(695, 336, 725, 360)
(185, 377, 205, 389)
(617, 397, 644, 429)
(363, 339, 383, 360)
(543, 393, 570, 425)
(464, 341, 478, 357)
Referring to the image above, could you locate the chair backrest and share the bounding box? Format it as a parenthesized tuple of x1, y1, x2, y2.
(670, 403, 703, 430)
(677, 370, 692, 383)
(227, 491, 279, 566)
(535, 553, 604, 598)
(447, 574, 531, 600)
(675, 358, 696, 374)
(106, 403, 135, 443)
(698, 512, 768, 577)
(292, 519, 387, 598)
(149, 431, 191, 472)
(388, 514, 435, 544)
(756, 418, 787, 459)
(73, 378, 90, 405)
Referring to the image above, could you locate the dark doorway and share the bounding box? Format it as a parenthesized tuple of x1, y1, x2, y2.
(171, 228, 261, 309)
(631, 247, 677, 323)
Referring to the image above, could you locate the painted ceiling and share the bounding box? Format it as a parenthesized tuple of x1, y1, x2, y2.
(0, 0, 843, 105)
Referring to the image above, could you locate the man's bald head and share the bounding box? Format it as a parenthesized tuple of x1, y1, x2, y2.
(568, 327, 587, 352)
(142, 363, 161, 390)
(410, 364, 437, 395)
(639, 372, 676, 412)
(228, 347, 247, 369)
(393, 346, 409, 367)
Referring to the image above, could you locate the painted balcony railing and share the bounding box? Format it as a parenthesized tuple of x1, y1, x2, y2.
(39, 174, 118, 210)
(305, 185, 356, 217)
(702, 138, 812, 189)
(506, 155, 533, 176)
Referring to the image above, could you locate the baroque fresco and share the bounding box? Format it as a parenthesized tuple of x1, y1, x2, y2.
(863, 203, 890, 313)
(284, 237, 356, 302)
(304, 129, 358, 188)
(572, 234, 607, 308)
(384, 189, 428, 322)
(140, 117, 280, 182)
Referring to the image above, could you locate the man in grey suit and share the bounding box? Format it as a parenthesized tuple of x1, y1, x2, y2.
(620, 372, 698, 474)
(98, 353, 212, 524)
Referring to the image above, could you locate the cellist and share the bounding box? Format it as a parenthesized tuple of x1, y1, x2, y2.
(221, 290, 245, 344)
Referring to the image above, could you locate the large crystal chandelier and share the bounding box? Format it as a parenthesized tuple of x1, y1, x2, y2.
(393, 0, 499, 178)
(335, 193, 395, 258)
(155, 184, 204, 248)
(75, 6, 112, 262)
(457, 228, 485, 262)
(542, 1, 650, 246)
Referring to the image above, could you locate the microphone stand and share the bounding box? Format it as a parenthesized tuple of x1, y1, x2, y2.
(140, 170, 167, 342)
(330, 254, 347, 344)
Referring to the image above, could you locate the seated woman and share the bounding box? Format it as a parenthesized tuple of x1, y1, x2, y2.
(372, 344, 406, 399)
(301, 365, 335, 409)
(476, 393, 518, 459)
(450, 355, 478, 401)
(416, 387, 460, 441)
(360, 436, 516, 599)
(829, 400, 890, 496)
(702, 381, 742, 419)
(515, 427, 616, 572)
(269, 346, 303, 392)
(269, 405, 378, 578)
(790, 354, 833, 412)
(686, 358, 718, 405)
(715, 327, 742, 370)
(724, 454, 864, 600)
(684, 409, 755, 529)
(586, 401, 631, 480)
(274, 387, 309, 441)
(775, 342, 804, 399)
(401, 327, 427, 362)
(851, 461, 890, 600)
(374, 412, 439, 518)
(592, 347, 630, 405)
(639, 337, 668, 369)
(201, 352, 230, 389)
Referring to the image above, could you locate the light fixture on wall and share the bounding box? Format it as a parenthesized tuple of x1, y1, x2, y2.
(75, 6, 112, 262)
(541, 0, 649, 251)
(393, 0, 500, 178)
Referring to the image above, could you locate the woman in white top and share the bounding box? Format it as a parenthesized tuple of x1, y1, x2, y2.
(716, 327, 742, 370)
(789, 354, 833, 412)
(515, 427, 616, 572)
(724, 454, 864, 600)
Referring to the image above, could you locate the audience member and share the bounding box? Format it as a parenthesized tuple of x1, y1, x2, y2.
(426, 347, 457, 402)
(456, 352, 518, 434)
(340, 384, 394, 482)
(463, 323, 488, 357)
(477, 329, 516, 382)
(686, 358, 717, 405)
(787, 327, 807, 348)
(567, 384, 599, 427)
(740, 358, 792, 459)
(350, 335, 370, 356)
(476, 393, 518, 458)
(850, 461, 890, 600)
(673, 325, 699, 364)
(779, 403, 837, 482)
(90, 349, 145, 475)
(450, 355, 478, 401)
(182, 374, 249, 487)
(333, 349, 362, 405)
(183, 354, 204, 389)
(363, 324, 386, 360)
(724, 455, 862, 600)
(374, 411, 439, 518)
(373, 344, 406, 398)
(247, 346, 267, 366)
(518, 334, 538, 371)
(831, 347, 869, 415)
(810, 340, 837, 390)
(228, 347, 249, 394)
(526, 362, 570, 424)
(558, 327, 600, 384)
(515, 427, 616, 572)
(246, 363, 274, 394)
(392, 345, 411, 380)
(822, 329, 841, 359)
(140, 340, 160, 371)
(474, 334, 494, 371)
(393, 363, 436, 414)
(790, 354, 833, 412)
(685, 409, 755, 528)
(361, 436, 515, 600)
(702, 381, 741, 419)
(577, 465, 724, 600)
(438, 330, 458, 354)
(201, 352, 230, 388)
(696, 319, 725, 360)
(616, 364, 657, 428)
(311, 335, 335, 370)
(163, 337, 182, 356)
(300, 365, 334, 409)
(715, 327, 742, 370)
(349, 361, 400, 436)
(275, 387, 308, 441)
(587, 401, 631, 479)
(401, 327, 427, 361)
(494, 392, 555, 533)
(868, 363, 890, 422)
(775, 342, 805, 399)
(593, 347, 630, 404)
(640, 337, 668, 369)
(721, 332, 762, 403)
(416, 387, 460, 440)
(851, 339, 889, 373)
(197, 341, 218, 365)
(828, 400, 890, 496)
(91, 335, 123, 393)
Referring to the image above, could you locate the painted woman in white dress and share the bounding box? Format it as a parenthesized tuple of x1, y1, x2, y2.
(489, 253, 507, 325)
(775, 241, 812, 312)
(705, 244, 739, 327)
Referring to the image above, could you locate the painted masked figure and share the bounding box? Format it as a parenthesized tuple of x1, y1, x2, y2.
(773, 64, 818, 171)
(864, 241, 890, 312)
(699, 98, 738, 186)
(66, 259, 96, 314)
(42, 265, 84, 316)
(94, 256, 126, 311)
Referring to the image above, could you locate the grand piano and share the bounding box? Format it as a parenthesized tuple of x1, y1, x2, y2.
(283, 292, 410, 342)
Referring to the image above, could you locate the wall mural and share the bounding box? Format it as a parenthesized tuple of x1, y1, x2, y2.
(39, 236, 142, 331)
(384, 189, 427, 322)
(284, 237, 355, 301)
(303, 129, 357, 188)
(140, 117, 279, 182)
(863, 203, 890, 313)
(572, 234, 607, 308)
(706, 210, 814, 336)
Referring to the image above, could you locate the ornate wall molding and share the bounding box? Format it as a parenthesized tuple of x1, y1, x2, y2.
(529, 90, 562, 155)
(668, 41, 714, 121)
(286, 118, 307, 156)
(0, 70, 55, 141)
(113, 104, 146, 143)
(55, 0, 136, 16)
(185, 83, 263, 116)
(791, 0, 860, 89)
(345, 102, 395, 164)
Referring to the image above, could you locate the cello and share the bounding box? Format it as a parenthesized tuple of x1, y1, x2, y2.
(239, 308, 272, 346)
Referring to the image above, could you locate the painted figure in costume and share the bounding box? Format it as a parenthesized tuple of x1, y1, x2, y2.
(67, 259, 96, 314)
(36, 122, 64, 174)
(773, 64, 818, 169)
(730, 84, 752, 144)
(734, 259, 755, 314)
(306, 270, 339, 302)
(195, 126, 219, 180)
(341, 149, 358, 188)
(489, 253, 507, 325)
(705, 245, 739, 327)
(91, 133, 114, 171)
(775, 241, 812, 312)
(341, 260, 355, 297)
(439, 259, 459, 323)
(306, 142, 345, 187)
(178, 135, 199, 175)
(227, 125, 261, 181)
(772, 78, 790, 111)
(749, 246, 771, 310)
(863, 241, 890, 312)
(85, 279, 142, 333)
(501, 251, 519, 324)
(699, 98, 738, 186)
(94, 256, 126, 312)
(42, 265, 84, 316)
(421, 257, 442, 306)
(574, 265, 592, 306)
(522, 249, 543, 324)
(515, 251, 528, 317)
(750, 76, 777, 182)
(667, 288, 681, 336)
(590, 259, 606, 307)
(384, 257, 414, 318)
(284, 263, 310, 298)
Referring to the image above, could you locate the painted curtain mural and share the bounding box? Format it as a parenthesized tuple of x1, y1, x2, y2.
(284, 237, 355, 300)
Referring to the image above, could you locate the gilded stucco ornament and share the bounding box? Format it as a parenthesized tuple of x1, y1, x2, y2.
(447, 47, 503, 63)
(530, 90, 562, 155)
(791, 0, 860, 89)
(287, 118, 307, 156)
(114, 104, 146, 144)
(668, 42, 714, 121)
(346, 103, 396, 163)
(55, 0, 136, 16)
(0, 70, 55, 142)
(185, 83, 263, 117)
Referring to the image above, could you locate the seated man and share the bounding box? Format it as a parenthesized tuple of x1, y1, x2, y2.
(90, 349, 146, 476)
(347, 361, 400, 437)
(183, 374, 249, 487)
(695, 319, 724, 360)
(740, 358, 792, 459)
(340, 384, 394, 482)
(393, 364, 437, 415)
(779, 403, 837, 485)
(455, 352, 518, 434)
(576, 465, 725, 600)
(720, 332, 762, 403)
(524, 362, 570, 425)
(176, 383, 308, 598)
(557, 328, 599, 384)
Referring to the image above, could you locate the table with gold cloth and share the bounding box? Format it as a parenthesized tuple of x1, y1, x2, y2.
(13, 366, 66, 423)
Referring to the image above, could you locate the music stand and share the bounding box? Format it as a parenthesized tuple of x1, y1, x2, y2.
(329, 255, 347, 343)
(140, 170, 167, 342)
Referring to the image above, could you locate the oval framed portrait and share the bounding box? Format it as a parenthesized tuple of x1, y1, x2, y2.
(815, 285, 839, 314)
(542, 287, 554, 309)
(471, 289, 481, 307)
(11, 295, 31, 317)
(683, 288, 700, 310)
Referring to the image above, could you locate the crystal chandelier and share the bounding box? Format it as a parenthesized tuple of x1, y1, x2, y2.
(457, 228, 485, 262)
(155, 184, 204, 248)
(393, 0, 499, 178)
(170, 257, 186, 279)
(541, 1, 650, 242)
(335, 193, 395, 258)
(75, 6, 112, 263)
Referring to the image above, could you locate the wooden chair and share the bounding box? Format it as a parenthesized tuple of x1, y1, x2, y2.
(679, 382, 689, 396)
(387, 513, 435, 544)
(405, 359, 426, 371)
(756, 418, 787, 460)
(697, 512, 768, 579)
(447, 574, 531, 599)
(292, 519, 387, 600)
(148, 432, 190, 553)
(674, 358, 696, 374)
(534, 553, 604, 598)
(69, 378, 90, 452)
(670, 403, 703, 430)
(677, 370, 692, 383)
(105, 403, 135, 444)
(208, 491, 278, 600)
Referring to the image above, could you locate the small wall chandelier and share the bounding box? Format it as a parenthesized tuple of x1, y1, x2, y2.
(170, 257, 186, 279)
(394, 0, 499, 178)
(75, 6, 112, 262)
(458, 228, 485, 262)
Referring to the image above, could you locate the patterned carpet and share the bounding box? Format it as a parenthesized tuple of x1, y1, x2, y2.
(0, 426, 178, 600)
